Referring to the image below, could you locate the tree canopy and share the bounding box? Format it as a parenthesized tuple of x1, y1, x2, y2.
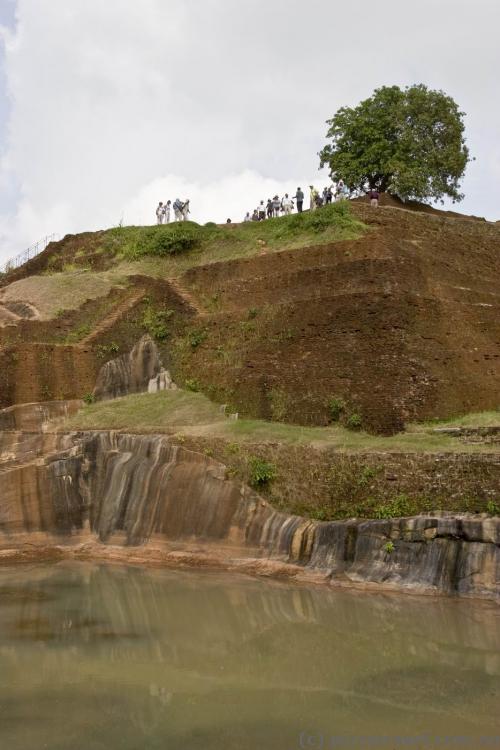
(319, 84, 471, 203)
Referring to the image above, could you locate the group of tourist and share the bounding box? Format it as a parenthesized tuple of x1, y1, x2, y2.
(154, 183, 380, 226)
(244, 191, 299, 223)
(155, 199, 190, 224)
(243, 181, 361, 222)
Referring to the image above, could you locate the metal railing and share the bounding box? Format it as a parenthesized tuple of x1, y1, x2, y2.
(0, 234, 58, 275)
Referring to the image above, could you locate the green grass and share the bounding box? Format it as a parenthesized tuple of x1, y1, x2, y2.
(66, 390, 225, 432)
(411, 410, 500, 429)
(64, 389, 499, 453)
(97, 202, 368, 275)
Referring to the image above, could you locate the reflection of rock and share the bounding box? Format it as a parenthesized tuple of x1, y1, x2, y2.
(93, 336, 176, 401)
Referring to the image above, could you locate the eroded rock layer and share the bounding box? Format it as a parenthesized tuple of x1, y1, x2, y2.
(1, 423, 498, 601)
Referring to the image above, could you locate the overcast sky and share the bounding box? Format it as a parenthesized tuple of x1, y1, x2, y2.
(0, 0, 499, 263)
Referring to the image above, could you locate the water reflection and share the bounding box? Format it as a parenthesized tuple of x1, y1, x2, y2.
(0, 563, 498, 750)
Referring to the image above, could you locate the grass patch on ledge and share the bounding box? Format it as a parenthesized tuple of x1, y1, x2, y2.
(65, 390, 225, 432)
(408, 410, 500, 430)
(96, 202, 368, 274)
(64, 389, 499, 454)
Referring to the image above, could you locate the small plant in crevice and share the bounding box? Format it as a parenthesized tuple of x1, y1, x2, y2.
(184, 378, 200, 392)
(96, 342, 120, 359)
(383, 541, 395, 555)
(40, 384, 52, 400)
(225, 466, 239, 480)
(188, 329, 207, 350)
(65, 323, 92, 344)
(328, 396, 346, 422)
(269, 387, 288, 422)
(141, 304, 173, 341)
(83, 393, 95, 405)
(486, 499, 500, 516)
(346, 412, 362, 431)
(248, 457, 276, 488)
(357, 466, 379, 487)
(374, 494, 417, 519)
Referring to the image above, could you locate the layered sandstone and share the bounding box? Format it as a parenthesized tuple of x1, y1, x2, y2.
(1, 408, 498, 601)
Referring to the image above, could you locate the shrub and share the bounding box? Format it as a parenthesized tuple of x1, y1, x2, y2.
(130, 224, 201, 258)
(142, 306, 173, 341)
(383, 541, 395, 555)
(374, 494, 417, 519)
(328, 397, 345, 422)
(65, 323, 91, 343)
(96, 342, 120, 359)
(188, 329, 207, 349)
(486, 499, 500, 516)
(83, 393, 95, 405)
(248, 457, 276, 488)
(346, 413, 362, 431)
(184, 378, 200, 392)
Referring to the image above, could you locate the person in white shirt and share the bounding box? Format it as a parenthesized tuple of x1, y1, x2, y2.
(282, 193, 293, 215)
(156, 202, 164, 224)
(164, 200, 171, 223)
(244, 212, 251, 222)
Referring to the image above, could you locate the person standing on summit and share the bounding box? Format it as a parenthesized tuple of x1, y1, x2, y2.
(295, 187, 304, 213)
(156, 202, 164, 224)
(173, 198, 184, 221)
(309, 186, 318, 211)
(282, 193, 293, 215)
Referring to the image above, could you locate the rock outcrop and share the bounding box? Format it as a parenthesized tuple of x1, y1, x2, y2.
(1, 411, 498, 602)
(93, 335, 176, 400)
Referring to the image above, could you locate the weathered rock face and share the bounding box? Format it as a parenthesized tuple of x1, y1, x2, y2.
(1, 415, 498, 602)
(0, 400, 82, 432)
(93, 335, 176, 400)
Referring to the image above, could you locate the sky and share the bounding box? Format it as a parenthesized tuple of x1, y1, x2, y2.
(0, 0, 499, 264)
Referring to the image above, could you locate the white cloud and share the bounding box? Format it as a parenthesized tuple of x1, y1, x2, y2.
(0, 0, 499, 262)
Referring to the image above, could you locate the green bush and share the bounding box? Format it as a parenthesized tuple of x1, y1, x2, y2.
(142, 306, 173, 341)
(346, 413, 362, 431)
(83, 393, 95, 405)
(486, 499, 500, 516)
(128, 224, 201, 258)
(188, 329, 207, 349)
(184, 378, 200, 392)
(374, 494, 417, 519)
(383, 541, 395, 555)
(65, 323, 91, 343)
(96, 342, 120, 359)
(328, 397, 345, 422)
(248, 457, 276, 488)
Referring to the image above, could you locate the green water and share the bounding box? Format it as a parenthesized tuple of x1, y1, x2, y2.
(0, 563, 498, 750)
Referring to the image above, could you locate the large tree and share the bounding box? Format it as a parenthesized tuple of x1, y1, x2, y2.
(319, 84, 471, 203)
